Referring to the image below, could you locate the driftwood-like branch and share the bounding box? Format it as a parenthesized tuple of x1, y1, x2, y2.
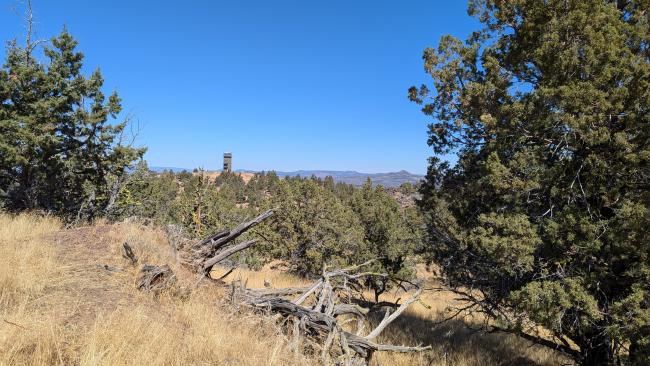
(233, 260, 431, 365)
(249, 287, 312, 298)
(198, 229, 229, 247)
(294, 279, 323, 305)
(333, 304, 370, 317)
(202, 239, 257, 272)
(365, 287, 422, 340)
(177, 209, 275, 274)
(202, 209, 274, 250)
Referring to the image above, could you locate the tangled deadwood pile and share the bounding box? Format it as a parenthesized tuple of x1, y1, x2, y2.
(132, 209, 431, 365)
(234, 260, 431, 365)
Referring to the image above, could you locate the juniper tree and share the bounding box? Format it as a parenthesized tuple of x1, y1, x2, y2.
(258, 178, 366, 276)
(214, 171, 246, 203)
(109, 162, 180, 224)
(0, 28, 144, 218)
(411, 1, 650, 364)
(350, 179, 419, 301)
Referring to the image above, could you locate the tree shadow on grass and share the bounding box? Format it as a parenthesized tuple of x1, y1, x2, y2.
(366, 307, 569, 366)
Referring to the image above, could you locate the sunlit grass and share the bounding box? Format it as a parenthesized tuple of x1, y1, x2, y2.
(0, 213, 566, 366)
(0, 214, 312, 366)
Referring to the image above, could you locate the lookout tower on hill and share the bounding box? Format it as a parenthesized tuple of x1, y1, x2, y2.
(223, 152, 232, 173)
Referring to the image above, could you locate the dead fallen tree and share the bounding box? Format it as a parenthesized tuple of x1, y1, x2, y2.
(233, 260, 431, 365)
(133, 210, 275, 294)
(131, 210, 431, 365)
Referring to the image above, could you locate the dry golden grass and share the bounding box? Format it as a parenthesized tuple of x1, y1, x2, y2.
(0, 213, 63, 309)
(0, 213, 566, 366)
(211, 263, 313, 290)
(213, 264, 567, 365)
(0, 214, 312, 366)
(370, 288, 565, 366)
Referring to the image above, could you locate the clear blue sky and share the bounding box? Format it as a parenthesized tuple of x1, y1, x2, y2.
(0, 1, 477, 174)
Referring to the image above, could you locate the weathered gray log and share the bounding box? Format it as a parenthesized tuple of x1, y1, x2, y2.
(332, 304, 369, 317)
(244, 297, 336, 333)
(180, 209, 275, 274)
(244, 291, 430, 363)
(202, 239, 258, 273)
(198, 229, 229, 246)
(202, 209, 274, 251)
(248, 287, 312, 298)
(136, 264, 176, 292)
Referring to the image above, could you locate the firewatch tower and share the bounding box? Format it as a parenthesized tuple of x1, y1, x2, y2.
(223, 152, 232, 173)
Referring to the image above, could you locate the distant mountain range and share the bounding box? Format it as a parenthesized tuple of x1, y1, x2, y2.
(149, 167, 423, 187)
(149, 166, 189, 173)
(265, 170, 423, 187)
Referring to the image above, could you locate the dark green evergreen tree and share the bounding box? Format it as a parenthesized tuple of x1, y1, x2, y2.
(411, 1, 649, 365)
(0, 27, 144, 218)
(350, 179, 419, 301)
(258, 178, 366, 276)
(214, 171, 246, 203)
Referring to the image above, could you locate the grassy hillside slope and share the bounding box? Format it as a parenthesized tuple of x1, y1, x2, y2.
(0, 214, 565, 366)
(0, 214, 312, 366)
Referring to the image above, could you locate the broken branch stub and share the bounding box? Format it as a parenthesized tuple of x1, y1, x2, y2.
(122, 242, 138, 265)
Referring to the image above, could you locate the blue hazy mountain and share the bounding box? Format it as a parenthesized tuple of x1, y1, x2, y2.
(238, 169, 423, 187)
(149, 166, 191, 173)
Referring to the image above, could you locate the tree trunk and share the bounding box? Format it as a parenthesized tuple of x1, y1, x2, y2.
(579, 336, 615, 366)
(629, 329, 650, 366)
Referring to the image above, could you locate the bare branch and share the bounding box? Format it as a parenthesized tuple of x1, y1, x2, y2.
(365, 287, 423, 340)
(202, 239, 258, 272)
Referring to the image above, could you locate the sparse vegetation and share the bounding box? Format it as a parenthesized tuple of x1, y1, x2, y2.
(106, 165, 425, 296)
(0, 213, 314, 366)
